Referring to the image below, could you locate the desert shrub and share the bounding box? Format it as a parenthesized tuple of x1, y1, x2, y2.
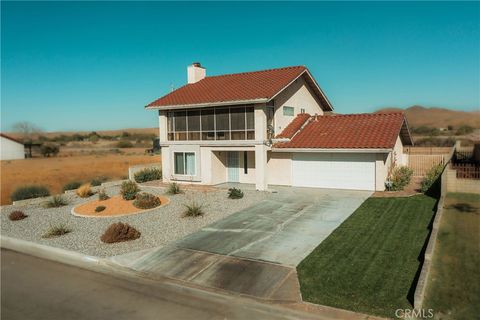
(414, 137, 456, 147)
(76, 183, 93, 198)
(95, 205, 106, 212)
(411, 126, 440, 136)
(44, 195, 68, 208)
(183, 201, 204, 217)
(42, 224, 71, 238)
(134, 167, 162, 183)
(63, 181, 82, 192)
(166, 182, 182, 195)
(8, 210, 28, 221)
(40, 143, 60, 157)
(133, 193, 161, 209)
(455, 125, 474, 136)
(100, 222, 141, 243)
(120, 180, 140, 200)
(89, 134, 99, 143)
(421, 163, 444, 194)
(11, 185, 50, 201)
(389, 166, 414, 191)
(228, 188, 244, 199)
(91, 176, 108, 186)
(98, 189, 109, 201)
(116, 140, 134, 148)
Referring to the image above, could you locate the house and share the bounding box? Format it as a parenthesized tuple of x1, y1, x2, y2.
(146, 63, 413, 191)
(0, 133, 25, 160)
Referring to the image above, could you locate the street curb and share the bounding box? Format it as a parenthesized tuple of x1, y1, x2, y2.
(0, 236, 110, 273)
(0, 236, 352, 320)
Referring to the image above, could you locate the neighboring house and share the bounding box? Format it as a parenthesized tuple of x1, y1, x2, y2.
(0, 133, 25, 160)
(146, 63, 413, 191)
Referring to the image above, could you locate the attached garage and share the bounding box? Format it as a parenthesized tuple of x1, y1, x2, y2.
(292, 153, 376, 191)
(273, 112, 414, 192)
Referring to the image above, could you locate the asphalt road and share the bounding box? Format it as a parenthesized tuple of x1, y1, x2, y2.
(1, 249, 330, 320)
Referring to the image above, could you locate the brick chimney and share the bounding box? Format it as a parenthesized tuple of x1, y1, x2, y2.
(187, 62, 206, 84)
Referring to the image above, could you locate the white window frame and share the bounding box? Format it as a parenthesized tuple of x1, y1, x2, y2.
(283, 106, 294, 116)
(167, 106, 255, 141)
(173, 151, 196, 176)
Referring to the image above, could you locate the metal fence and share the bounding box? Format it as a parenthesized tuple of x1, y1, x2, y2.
(404, 147, 452, 155)
(408, 154, 446, 176)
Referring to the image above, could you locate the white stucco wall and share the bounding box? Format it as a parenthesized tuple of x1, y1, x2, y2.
(374, 136, 406, 191)
(393, 136, 406, 166)
(254, 104, 267, 142)
(158, 110, 168, 143)
(161, 146, 171, 183)
(210, 150, 227, 185)
(267, 152, 292, 186)
(0, 137, 24, 160)
(375, 153, 389, 191)
(273, 75, 325, 135)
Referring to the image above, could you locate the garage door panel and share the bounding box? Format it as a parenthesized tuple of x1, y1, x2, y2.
(292, 153, 375, 191)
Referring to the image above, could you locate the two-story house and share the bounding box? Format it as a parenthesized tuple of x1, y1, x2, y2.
(146, 64, 412, 191)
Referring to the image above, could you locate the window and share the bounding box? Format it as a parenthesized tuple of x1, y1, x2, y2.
(300, 108, 306, 114)
(167, 106, 255, 141)
(174, 152, 196, 175)
(283, 106, 294, 116)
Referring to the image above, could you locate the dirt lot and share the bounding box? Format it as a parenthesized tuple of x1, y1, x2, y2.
(1, 154, 159, 205)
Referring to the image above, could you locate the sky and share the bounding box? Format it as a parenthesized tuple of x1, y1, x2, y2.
(1, 1, 479, 132)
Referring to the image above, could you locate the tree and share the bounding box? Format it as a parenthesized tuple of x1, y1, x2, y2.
(89, 134, 99, 143)
(40, 143, 60, 157)
(455, 125, 474, 136)
(12, 121, 42, 143)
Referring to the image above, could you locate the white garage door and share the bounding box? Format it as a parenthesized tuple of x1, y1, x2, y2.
(292, 153, 376, 191)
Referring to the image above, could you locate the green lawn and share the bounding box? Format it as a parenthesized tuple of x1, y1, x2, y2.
(423, 193, 480, 320)
(297, 195, 438, 318)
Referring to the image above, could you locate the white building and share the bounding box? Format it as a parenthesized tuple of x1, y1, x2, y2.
(0, 133, 25, 160)
(145, 63, 413, 191)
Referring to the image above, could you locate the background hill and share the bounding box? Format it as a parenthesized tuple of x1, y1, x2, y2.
(6, 127, 158, 140)
(375, 105, 480, 128)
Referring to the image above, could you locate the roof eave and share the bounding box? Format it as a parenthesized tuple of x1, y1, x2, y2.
(401, 117, 414, 146)
(272, 147, 393, 153)
(267, 69, 334, 112)
(145, 98, 269, 110)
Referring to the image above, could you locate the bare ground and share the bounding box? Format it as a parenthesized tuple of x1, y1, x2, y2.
(0, 154, 159, 205)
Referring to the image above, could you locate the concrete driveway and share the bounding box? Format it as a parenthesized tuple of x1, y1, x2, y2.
(122, 186, 371, 300)
(176, 186, 371, 266)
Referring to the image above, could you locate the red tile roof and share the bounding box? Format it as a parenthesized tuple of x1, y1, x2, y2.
(146, 66, 332, 110)
(276, 113, 311, 139)
(0, 133, 22, 144)
(275, 113, 410, 149)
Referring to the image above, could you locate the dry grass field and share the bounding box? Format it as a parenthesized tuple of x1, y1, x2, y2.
(0, 154, 159, 205)
(376, 105, 480, 128)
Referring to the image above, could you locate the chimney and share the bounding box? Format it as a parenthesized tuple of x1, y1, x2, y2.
(187, 62, 206, 84)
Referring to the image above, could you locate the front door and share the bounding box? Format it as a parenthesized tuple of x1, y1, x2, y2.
(227, 151, 240, 182)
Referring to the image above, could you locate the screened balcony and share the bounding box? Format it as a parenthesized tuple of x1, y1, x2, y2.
(167, 105, 255, 141)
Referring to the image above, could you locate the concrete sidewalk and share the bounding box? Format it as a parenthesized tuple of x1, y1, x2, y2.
(128, 246, 301, 301)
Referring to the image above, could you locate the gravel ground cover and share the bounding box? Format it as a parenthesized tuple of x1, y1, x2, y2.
(1, 185, 269, 257)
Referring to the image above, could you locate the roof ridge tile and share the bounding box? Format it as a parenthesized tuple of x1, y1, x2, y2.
(206, 65, 306, 79)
